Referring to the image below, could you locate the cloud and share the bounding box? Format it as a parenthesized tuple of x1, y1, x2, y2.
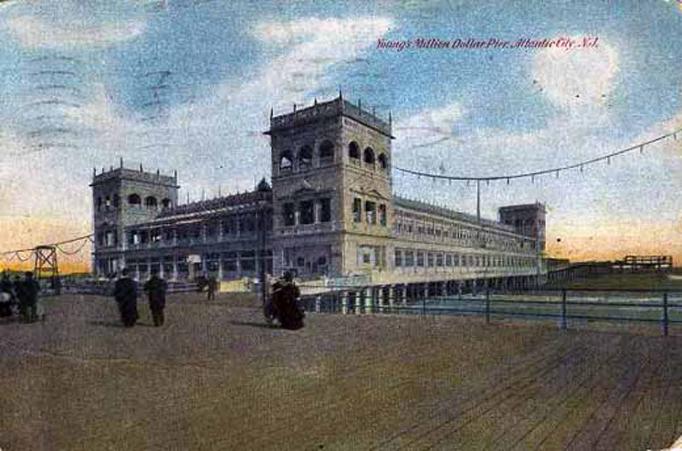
(5, 12, 146, 49)
(248, 17, 393, 106)
(394, 102, 465, 152)
(532, 37, 619, 112)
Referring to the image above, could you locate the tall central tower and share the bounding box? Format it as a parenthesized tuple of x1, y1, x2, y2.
(267, 95, 394, 278)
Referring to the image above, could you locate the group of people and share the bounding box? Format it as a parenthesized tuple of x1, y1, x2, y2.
(266, 271, 304, 330)
(113, 268, 167, 328)
(112, 268, 304, 330)
(0, 271, 41, 322)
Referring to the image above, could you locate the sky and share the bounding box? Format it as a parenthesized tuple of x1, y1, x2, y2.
(0, 0, 681, 271)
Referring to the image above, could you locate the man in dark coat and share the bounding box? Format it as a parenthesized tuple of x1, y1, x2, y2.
(206, 275, 218, 301)
(271, 272, 304, 330)
(113, 268, 138, 327)
(143, 269, 167, 327)
(17, 272, 40, 323)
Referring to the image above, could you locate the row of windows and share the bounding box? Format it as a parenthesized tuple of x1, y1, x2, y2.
(282, 198, 331, 226)
(127, 215, 270, 245)
(348, 141, 388, 170)
(353, 198, 387, 226)
(126, 251, 273, 274)
(394, 248, 536, 269)
(97, 230, 117, 247)
(278, 141, 389, 174)
(394, 219, 531, 251)
(96, 194, 172, 211)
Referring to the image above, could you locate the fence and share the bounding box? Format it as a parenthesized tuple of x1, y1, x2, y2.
(299, 288, 682, 336)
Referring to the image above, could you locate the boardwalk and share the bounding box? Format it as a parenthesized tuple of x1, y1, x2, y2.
(1, 293, 681, 450)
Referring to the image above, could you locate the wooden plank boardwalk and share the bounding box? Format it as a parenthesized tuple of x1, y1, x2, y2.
(1, 293, 681, 450)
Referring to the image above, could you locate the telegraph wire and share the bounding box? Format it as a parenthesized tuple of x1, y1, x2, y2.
(394, 128, 681, 182)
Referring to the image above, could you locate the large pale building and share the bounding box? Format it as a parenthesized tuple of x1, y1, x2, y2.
(91, 96, 546, 289)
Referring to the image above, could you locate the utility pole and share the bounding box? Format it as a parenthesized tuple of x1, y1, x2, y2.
(258, 208, 268, 305)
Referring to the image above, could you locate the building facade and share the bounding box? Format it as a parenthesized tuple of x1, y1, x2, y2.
(92, 96, 547, 288)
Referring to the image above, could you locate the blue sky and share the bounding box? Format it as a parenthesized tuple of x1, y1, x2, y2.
(0, 0, 680, 263)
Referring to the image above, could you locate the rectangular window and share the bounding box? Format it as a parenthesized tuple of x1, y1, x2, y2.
(427, 253, 434, 267)
(394, 249, 403, 267)
(150, 229, 161, 243)
(358, 246, 377, 266)
(240, 251, 256, 272)
(365, 201, 376, 224)
(353, 198, 362, 223)
(417, 251, 425, 267)
(379, 204, 387, 226)
(222, 219, 234, 235)
(222, 259, 237, 272)
(300, 200, 314, 225)
(164, 229, 174, 241)
(320, 198, 331, 222)
(240, 217, 255, 233)
(445, 254, 452, 267)
(436, 253, 444, 267)
(405, 250, 415, 267)
(283, 203, 295, 226)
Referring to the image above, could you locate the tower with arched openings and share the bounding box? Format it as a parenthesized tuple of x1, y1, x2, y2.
(90, 162, 178, 276)
(266, 94, 394, 278)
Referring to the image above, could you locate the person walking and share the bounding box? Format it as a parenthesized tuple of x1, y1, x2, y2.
(19, 272, 40, 323)
(113, 268, 138, 327)
(143, 269, 167, 327)
(206, 275, 217, 301)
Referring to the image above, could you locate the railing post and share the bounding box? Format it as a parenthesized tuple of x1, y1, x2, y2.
(663, 292, 669, 337)
(315, 295, 321, 313)
(561, 289, 567, 330)
(485, 289, 490, 324)
(388, 285, 395, 314)
(341, 291, 348, 315)
(422, 296, 426, 317)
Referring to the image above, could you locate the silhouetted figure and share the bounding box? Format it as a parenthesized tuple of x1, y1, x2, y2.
(271, 272, 304, 330)
(17, 272, 40, 323)
(207, 275, 218, 301)
(113, 268, 138, 327)
(143, 270, 167, 327)
(0, 272, 13, 318)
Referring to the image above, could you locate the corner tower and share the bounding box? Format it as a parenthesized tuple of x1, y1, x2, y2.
(266, 95, 394, 278)
(90, 163, 179, 276)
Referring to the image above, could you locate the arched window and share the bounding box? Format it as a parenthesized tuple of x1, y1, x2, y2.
(363, 147, 375, 166)
(279, 151, 293, 174)
(96, 197, 102, 212)
(319, 140, 334, 165)
(128, 194, 141, 206)
(162, 198, 172, 209)
(299, 145, 313, 171)
(378, 153, 388, 170)
(145, 196, 158, 209)
(348, 141, 360, 162)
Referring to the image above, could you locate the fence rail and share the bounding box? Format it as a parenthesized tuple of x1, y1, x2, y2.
(299, 288, 682, 336)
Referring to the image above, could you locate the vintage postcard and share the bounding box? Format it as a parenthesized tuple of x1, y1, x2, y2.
(1, 1, 681, 449)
